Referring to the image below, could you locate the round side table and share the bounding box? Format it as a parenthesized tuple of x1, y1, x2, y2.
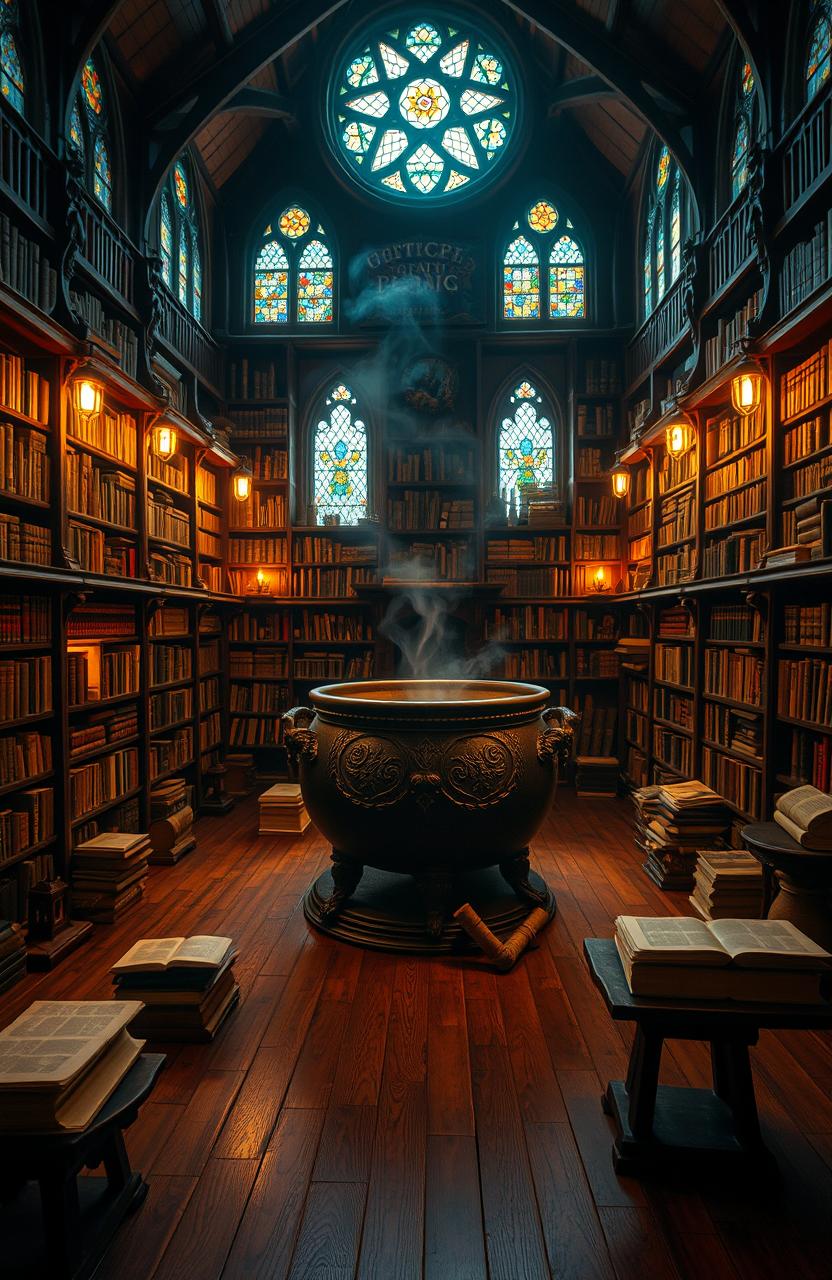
(742, 822, 832, 950)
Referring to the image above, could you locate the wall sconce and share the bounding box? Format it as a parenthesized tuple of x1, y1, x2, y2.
(610, 460, 630, 500)
(72, 375, 104, 421)
(151, 422, 177, 460)
(731, 354, 765, 417)
(590, 565, 610, 593)
(233, 469, 252, 502)
(665, 413, 695, 458)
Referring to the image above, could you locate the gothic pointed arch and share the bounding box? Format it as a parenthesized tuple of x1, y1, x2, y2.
(156, 153, 206, 323)
(309, 379, 370, 525)
(491, 370, 564, 505)
(501, 196, 586, 324)
(67, 52, 115, 216)
(640, 142, 689, 321)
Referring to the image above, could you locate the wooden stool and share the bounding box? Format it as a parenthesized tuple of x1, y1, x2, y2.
(584, 938, 832, 1176)
(0, 1053, 165, 1280)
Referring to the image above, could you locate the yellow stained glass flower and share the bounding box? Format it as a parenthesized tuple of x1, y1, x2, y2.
(279, 206, 311, 239)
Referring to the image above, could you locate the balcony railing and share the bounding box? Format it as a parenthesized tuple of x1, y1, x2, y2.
(158, 288, 224, 395)
(78, 192, 135, 310)
(0, 108, 50, 228)
(783, 89, 832, 213)
(626, 274, 686, 387)
(708, 194, 754, 302)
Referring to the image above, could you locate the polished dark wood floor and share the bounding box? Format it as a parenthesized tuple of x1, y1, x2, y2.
(2, 791, 832, 1279)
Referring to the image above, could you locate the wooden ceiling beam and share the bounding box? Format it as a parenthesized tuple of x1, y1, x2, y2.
(548, 75, 621, 114)
(221, 88, 296, 122)
(200, 0, 234, 50)
(500, 0, 697, 190)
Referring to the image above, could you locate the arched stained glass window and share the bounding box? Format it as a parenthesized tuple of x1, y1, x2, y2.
(548, 236, 584, 318)
(160, 194, 173, 286)
(313, 383, 368, 525)
(0, 27, 24, 115)
(503, 235, 539, 319)
(641, 143, 686, 320)
(643, 220, 653, 318)
(178, 226, 189, 305)
(93, 135, 112, 212)
(298, 240, 334, 323)
(328, 11, 519, 204)
(253, 202, 335, 326)
(254, 240, 289, 323)
(670, 174, 681, 280)
(68, 54, 115, 216)
(655, 217, 665, 301)
(503, 198, 587, 322)
(497, 379, 555, 500)
(807, 2, 832, 101)
(158, 153, 204, 322)
(730, 61, 756, 200)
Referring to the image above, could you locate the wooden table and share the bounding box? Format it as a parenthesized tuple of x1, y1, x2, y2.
(584, 938, 832, 1176)
(0, 1053, 165, 1280)
(742, 821, 832, 949)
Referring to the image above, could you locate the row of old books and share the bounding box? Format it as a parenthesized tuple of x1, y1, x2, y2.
(0, 655, 52, 720)
(575, 698, 617, 757)
(72, 831, 150, 923)
(690, 849, 764, 921)
(574, 495, 618, 526)
(780, 340, 829, 420)
(69, 707, 137, 760)
(0, 594, 50, 643)
(776, 655, 832, 724)
(68, 404, 138, 469)
(704, 291, 761, 377)
(66, 452, 135, 528)
(499, 650, 566, 680)
(632, 779, 731, 889)
(292, 610, 373, 642)
(576, 402, 615, 436)
(69, 291, 139, 379)
(0, 787, 53, 863)
(228, 358, 280, 401)
(229, 612, 289, 641)
(150, 643, 192, 686)
(228, 534, 287, 564)
(69, 748, 139, 824)
(387, 446, 474, 482)
(486, 606, 568, 641)
(486, 535, 568, 561)
(229, 651, 288, 679)
(249, 446, 288, 479)
(703, 529, 765, 577)
(0, 422, 48, 501)
(0, 513, 50, 564)
(485, 566, 571, 597)
(293, 535, 375, 564)
(574, 533, 619, 560)
(387, 493, 474, 530)
(147, 495, 190, 547)
(786, 728, 832, 793)
(67, 645, 140, 706)
(149, 549, 191, 587)
(149, 777, 196, 865)
(782, 410, 832, 465)
(704, 647, 764, 706)
(230, 681, 289, 712)
(0, 730, 51, 788)
(0, 850, 54, 926)
(387, 540, 472, 581)
(784, 603, 832, 647)
(230, 493, 286, 529)
(615, 914, 830, 1003)
(259, 783, 310, 834)
(705, 407, 764, 466)
(229, 406, 288, 438)
(147, 450, 189, 492)
(291, 566, 375, 597)
(111, 935, 239, 1042)
(779, 216, 832, 317)
(230, 716, 283, 747)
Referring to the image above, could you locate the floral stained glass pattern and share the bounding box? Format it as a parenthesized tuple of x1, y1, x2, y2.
(644, 220, 653, 318)
(297, 240, 334, 323)
(93, 135, 112, 212)
(656, 144, 670, 191)
(173, 161, 189, 208)
(160, 195, 173, 286)
(656, 217, 665, 300)
(807, 5, 832, 101)
(279, 206, 310, 238)
(0, 30, 23, 114)
(178, 226, 189, 306)
(254, 241, 289, 323)
(548, 237, 584, 318)
(69, 101, 84, 158)
(670, 175, 681, 281)
(503, 236, 539, 319)
(499, 383, 554, 497)
(528, 200, 557, 233)
(192, 235, 202, 324)
(331, 14, 517, 202)
(82, 59, 102, 115)
(731, 114, 750, 199)
(314, 385, 368, 525)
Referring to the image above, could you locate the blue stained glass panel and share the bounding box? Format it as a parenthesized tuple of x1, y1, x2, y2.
(178, 226, 189, 306)
(160, 194, 173, 286)
(254, 240, 289, 323)
(192, 234, 202, 323)
(731, 114, 750, 198)
(314, 389, 368, 524)
(93, 135, 112, 212)
(69, 101, 84, 159)
(807, 10, 832, 100)
(499, 393, 554, 496)
(297, 239, 334, 323)
(0, 30, 23, 114)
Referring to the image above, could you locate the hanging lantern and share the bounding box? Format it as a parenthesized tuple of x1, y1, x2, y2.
(72, 376, 104, 421)
(610, 461, 630, 500)
(151, 422, 177, 460)
(233, 469, 252, 502)
(665, 413, 695, 458)
(731, 355, 765, 417)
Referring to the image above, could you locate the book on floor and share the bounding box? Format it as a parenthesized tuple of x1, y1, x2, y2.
(615, 915, 832, 1003)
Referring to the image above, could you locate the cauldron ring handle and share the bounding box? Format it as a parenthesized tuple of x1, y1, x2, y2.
(283, 706, 318, 770)
(537, 705, 580, 771)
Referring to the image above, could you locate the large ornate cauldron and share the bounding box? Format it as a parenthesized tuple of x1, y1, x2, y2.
(284, 680, 576, 940)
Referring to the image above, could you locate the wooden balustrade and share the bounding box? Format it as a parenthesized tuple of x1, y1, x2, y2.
(783, 91, 832, 213)
(708, 195, 754, 302)
(0, 110, 50, 227)
(158, 288, 224, 395)
(626, 274, 686, 387)
(78, 192, 135, 309)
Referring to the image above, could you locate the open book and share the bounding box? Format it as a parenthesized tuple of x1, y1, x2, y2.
(774, 785, 832, 849)
(615, 916, 831, 1003)
(112, 935, 232, 974)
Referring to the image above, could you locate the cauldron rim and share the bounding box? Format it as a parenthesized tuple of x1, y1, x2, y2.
(308, 678, 551, 713)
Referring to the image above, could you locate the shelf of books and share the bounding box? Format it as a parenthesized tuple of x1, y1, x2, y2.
(0, 340, 53, 573)
(655, 439, 698, 587)
(229, 406, 289, 597)
(624, 456, 653, 591)
(146, 433, 195, 588)
(652, 603, 697, 784)
(777, 338, 832, 560)
(775, 585, 832, 797)
(228, 602, 291, 776)
(386, 437, 479, 584)
(66, 382, 140, 579)
(700, 599, 767, 821)
(196, 458, 225, 593)
(618, 607, 651, 789)
(197, 606, 225, 802)
(701, 403, 768, 579)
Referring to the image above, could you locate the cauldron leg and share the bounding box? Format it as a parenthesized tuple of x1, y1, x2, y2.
(414, 870, 453, 942)
(320, 850, 364, 920)
(500, 849, 548, 907)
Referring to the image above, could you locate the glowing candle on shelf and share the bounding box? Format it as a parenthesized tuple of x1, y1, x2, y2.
(255, 568, 268, 592)
(591, 565, 609, 593)
(152, 422, 177, 459)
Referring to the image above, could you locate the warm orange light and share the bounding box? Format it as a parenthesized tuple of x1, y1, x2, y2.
(665, 416, 694, 458)
(611, 463, 630, 500)
(731, 359, 764, 417)
(591, 565, 610, 593)
(72, 377, 103, 420)
(152, 423, 177, 459)
(255, 568, 268, 591)
(233, 471, 252, 502)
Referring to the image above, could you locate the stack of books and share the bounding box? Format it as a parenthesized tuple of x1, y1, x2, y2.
(774, 785, 832, 849)
(615, 636, 650, 667)
(149, 777, 195, 865)
(259, 783, 311, 834)
(0, 1001, 143, 1130)
(614, 914, 831, 1003)
(792, 496, 826, 559)
(575, 757, 619, 797)
(690, 850, 765, 920)
(632, 780, 731, 890)
(111, 935, 239, 1042)
(0, 920, 26, 993)
(71, 832, 150, 923)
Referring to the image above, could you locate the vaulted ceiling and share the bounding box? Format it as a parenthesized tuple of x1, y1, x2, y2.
(101, 0, 737, 194)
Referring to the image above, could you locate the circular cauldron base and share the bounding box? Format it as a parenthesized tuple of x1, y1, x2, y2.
(303, 864, 555, 954)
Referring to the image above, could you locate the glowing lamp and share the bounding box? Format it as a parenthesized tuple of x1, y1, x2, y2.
(152, 422, 177, 460)
(611, 462, 630, 500)
(72, 376, 103, 420)
(591, 566, 610, 593)
(665, 415, 695, 458)
(255, 568, 268, 592)
(233, 470, 252, 502)
(731, 356, 764, 417)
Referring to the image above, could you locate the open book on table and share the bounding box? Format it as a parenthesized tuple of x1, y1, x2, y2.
(774, 785, 832, 849)
(112, 935, 233, 974)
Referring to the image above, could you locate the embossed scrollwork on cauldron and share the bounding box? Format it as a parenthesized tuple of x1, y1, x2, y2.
(441, 732, 522, 810)
(329, 730, 410, 808)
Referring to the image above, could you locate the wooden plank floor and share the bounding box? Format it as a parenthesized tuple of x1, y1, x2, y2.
(2, 791, 832, 1279)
